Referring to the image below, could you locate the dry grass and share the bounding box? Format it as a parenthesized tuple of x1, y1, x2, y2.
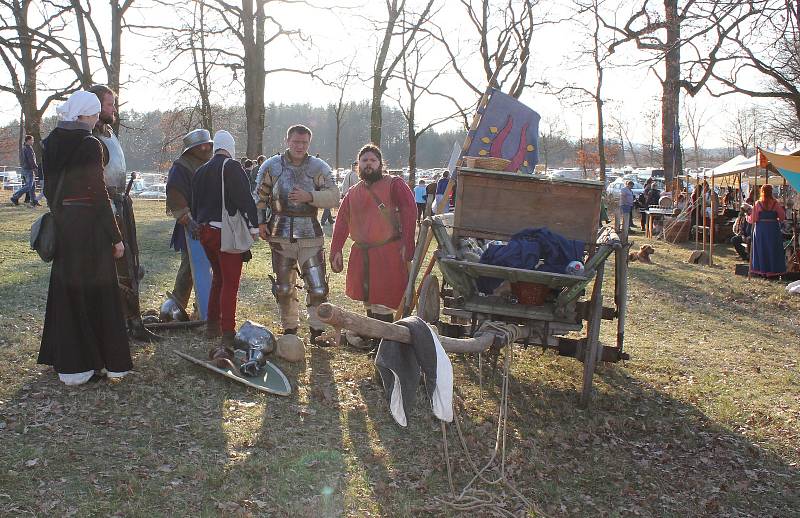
(0, 192, 798, 517)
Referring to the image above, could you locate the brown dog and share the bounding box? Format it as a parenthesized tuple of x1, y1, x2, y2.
(629, 244, 655, 264)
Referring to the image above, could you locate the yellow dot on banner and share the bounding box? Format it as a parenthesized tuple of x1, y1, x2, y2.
(527, 145, 534, 152)
(490, 127, 498, 134)
(523, 160, 529, 167)
(481, 137, 491, 144)
(478, 149, 488, 156)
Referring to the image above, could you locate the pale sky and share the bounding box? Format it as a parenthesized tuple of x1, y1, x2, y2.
(0, 0, 777, 152)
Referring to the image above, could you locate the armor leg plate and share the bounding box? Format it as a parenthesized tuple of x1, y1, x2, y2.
(301, 250, 329, 307)
(272, 250, 299, 329)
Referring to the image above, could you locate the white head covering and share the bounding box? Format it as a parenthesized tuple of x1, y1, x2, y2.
(213, 130, 235, 157)
(56, 91, 101, 122)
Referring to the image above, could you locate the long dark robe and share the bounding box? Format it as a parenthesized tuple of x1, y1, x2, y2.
(37, 122, 132, 375)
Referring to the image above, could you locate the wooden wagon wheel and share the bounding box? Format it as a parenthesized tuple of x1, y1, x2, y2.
(416, 274, 440, 323)
(580, 263, 606, 407)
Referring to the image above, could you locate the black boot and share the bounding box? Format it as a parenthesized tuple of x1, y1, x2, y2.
(128, 317, 162, 342)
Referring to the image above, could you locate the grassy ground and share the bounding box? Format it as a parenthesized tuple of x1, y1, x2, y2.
(0, 191, 798, 517)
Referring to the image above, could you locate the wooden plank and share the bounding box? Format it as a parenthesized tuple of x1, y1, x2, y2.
(441, 307, 583, 333)
(453, 169, 602, 243)
(458, 167, 604, 187)
(460, 295, 579, 324)
(438, 257, 586, 288)
(316, 303, 496, 353)
(580, 263, 606, 407)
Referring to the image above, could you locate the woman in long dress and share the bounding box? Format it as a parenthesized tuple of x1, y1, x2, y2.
(747, 184, 786, 278)
(37, 91, 132, 385)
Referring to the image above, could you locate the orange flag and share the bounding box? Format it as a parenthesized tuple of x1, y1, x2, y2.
(757, 148, 769, 169)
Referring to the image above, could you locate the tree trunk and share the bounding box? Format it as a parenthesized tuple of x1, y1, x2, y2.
(241, 0, 266, 157)
(660, 0, 681, 185)
(72, 0, 93, 87)
(596, 97, 605, 182)
(109, 1, 124, 135)
(593, 4, 606, 183)
(370, 82, 383, 145)
(334, 109, 342, 170)
(694, 142, 701, 168)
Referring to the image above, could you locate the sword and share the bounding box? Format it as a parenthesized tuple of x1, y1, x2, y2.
(119, 172, 141, 308)
(125, 171, 137, 197)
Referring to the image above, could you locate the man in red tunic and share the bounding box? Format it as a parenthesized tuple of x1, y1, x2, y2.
(330, 144, 416, 349)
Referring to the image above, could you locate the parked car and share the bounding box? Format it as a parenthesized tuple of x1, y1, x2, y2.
(606, 178, 644, 198)
(0, 170, 21, 191)
(138, 183, 166, 200)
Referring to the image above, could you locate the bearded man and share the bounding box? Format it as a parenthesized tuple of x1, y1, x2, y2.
(255, 124, 339, 346)
(329, 144, 416, 348)
(165, 129, 213, 312)
(89, 84, 160, 342)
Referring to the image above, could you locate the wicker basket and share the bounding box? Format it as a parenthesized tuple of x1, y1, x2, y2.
(510, 281, 550, 305)
(463, 156, 512, 171)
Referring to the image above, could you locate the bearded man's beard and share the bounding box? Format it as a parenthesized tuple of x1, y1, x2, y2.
(99, 112, 114, 125)
(359, 166, 383, 183)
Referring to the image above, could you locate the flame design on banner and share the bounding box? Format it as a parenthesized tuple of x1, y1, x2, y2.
(465, 88, 540, 173)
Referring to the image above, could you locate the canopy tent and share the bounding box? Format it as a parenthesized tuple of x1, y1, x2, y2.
(760, 149, 800, 191)
(689, 145, 800, 182)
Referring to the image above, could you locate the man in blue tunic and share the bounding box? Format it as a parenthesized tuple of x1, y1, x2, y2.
(166, 129, 214, 311)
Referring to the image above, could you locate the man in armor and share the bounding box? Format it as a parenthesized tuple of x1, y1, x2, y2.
(165, 129, 214, 315)
(89, 84, 160, 342)
(255, 124, 339, 346)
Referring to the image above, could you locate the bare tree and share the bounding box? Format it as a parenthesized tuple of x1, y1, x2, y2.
(605, 0, 763, 183)
(391, 34, 458, 186)
(0, 0, 80, 155)
(682, 97, 711, 168)
(144, 0, 222, 132)
(608, 112, 639, 167)
(547, 0, 612, 181)
(328, 60, 357, 171)
(643, 107, 661, 166)
(722, 106, 760, 157)
(425, 0, 551, 131)
(705, 0, 800, 143)
(368, 0, 435, 146)
(140, 0, 330, 157)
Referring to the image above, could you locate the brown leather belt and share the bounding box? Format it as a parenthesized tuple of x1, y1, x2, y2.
(354, 235, 400, 300)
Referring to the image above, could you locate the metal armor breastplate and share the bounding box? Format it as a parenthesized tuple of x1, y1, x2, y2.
(269, 157, 322, 239)
(98, 131, 126, 189)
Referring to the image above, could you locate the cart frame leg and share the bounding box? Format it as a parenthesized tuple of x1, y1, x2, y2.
(581, 263, 605, 407)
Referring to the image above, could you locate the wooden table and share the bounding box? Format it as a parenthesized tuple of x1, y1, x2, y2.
(645, 208, 675, 238)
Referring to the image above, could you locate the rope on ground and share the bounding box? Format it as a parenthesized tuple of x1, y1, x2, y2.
(432, 321, 544, 517)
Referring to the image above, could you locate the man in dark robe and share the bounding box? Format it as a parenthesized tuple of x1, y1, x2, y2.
(166, 129, 213, 311)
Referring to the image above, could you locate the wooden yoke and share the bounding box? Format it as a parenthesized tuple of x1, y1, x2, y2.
(318, 303, 497, 354)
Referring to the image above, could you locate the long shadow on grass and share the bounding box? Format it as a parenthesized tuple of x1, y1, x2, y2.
(627, 257, 779, 338)
(417, 346, 800, 515)
(0, 332, 237, 516)
(486, 357, 800, 516)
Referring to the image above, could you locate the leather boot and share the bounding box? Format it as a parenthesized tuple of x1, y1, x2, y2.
(128, 317, 162, 342)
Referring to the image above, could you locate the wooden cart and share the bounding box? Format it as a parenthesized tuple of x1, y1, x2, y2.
(418, 167, 630, 405)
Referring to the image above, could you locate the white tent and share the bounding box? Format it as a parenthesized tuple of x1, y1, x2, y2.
(689, 146, 800, 181)
(689, 155, 753, 179)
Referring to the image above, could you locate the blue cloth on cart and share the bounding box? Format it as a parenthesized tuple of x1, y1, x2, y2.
(477, 227, 584, 294)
